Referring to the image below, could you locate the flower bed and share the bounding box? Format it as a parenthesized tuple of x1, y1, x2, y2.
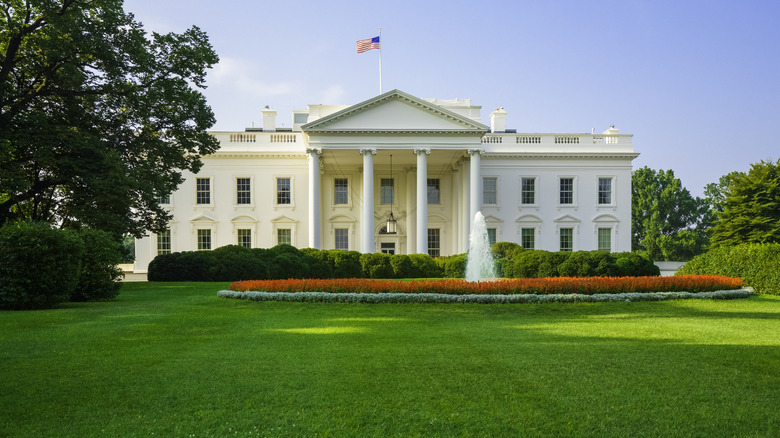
(229, 275, 743, 296)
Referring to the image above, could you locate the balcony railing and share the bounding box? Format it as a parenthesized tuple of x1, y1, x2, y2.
(217, 132, 302, 145)
(482, 133, 630, 147)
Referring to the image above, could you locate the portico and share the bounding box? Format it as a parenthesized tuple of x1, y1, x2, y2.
(301, 89, 489, 255)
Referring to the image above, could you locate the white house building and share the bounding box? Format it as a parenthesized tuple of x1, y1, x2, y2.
(133, 89, 638, 273)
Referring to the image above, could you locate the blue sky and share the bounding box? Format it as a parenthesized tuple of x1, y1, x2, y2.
(123, 0, 780, 197)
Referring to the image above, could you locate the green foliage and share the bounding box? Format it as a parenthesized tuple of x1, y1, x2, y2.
(148, 251, 213, 282)
(710, 159, 780, 247)
(407, 254, 443, 278)
(632, 167, 710, 260)
(677, 243, 780, 295)
(71, 228, 124, 302)
(437, 254, 468, 278)
(389, 255, 413, 278)
(208, 245, 268, 282)
(491, 242, 522, 259)
(503, 249, 659, 278)
(0, 222, 83, 309)
(360, 253, 393, 279)
(148, 246, 445, 281)
(0, 1, 219, 237)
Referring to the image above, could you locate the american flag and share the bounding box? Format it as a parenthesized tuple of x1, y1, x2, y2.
(357, 36, 380, 53)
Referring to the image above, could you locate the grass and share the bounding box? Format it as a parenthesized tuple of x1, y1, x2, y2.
(1, 282, 779, 437)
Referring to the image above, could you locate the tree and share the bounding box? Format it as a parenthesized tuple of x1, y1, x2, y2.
(710, 159, 780, 246)
(631, 167, 709, 260)
(0, 0, 219, 238)
(702, 171, 741, 228)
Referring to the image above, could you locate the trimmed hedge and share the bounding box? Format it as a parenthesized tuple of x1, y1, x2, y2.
(496, 247, 659, 278)
(148, 245, 445, 281)
(676, 243, 780, 295)
(148, 244, 659, 282)
(0, 223, 125, 309)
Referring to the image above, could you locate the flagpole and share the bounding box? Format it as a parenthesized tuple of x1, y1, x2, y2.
(378, 28, 382, 94)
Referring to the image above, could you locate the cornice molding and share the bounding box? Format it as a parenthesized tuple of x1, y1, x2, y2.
(482, 152, 640, 160)
(207, 151, 307, 159)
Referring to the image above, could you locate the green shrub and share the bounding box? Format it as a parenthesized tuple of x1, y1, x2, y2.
(612, 252, 660, 277)
(437, 254, 467, 278)
(390, 255, 413, 278)
(677, 243, 780, 295)
(208, 245, 267, 282)
(491, 242, 522, 259)
(408, 254, 443, 278)
(71, 228, 124, 302)
(504, 250, 657, 278)
(0, 222, 84, 309)
(331, 250, 364, 278)
(148, 251, 214, 281)
(558, 251, 596, 277)
(360, 253, 393, 279)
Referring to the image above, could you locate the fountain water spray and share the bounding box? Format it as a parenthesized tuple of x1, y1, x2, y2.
(465, 211, 498, 282)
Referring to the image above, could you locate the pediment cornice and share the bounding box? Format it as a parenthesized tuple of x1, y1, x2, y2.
(301, 89, 489, 134)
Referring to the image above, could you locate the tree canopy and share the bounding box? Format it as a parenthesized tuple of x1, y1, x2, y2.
(710, 159, 780, 246)
(631, 166, 709, 261)
(0, 0, 220, 237)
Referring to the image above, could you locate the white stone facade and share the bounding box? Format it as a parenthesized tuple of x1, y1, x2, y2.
(134, 90, 638, 273)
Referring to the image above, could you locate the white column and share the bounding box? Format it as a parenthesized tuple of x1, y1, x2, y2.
(468, 148, 483, 237)
(361, 148, 376, 253)
(306, 148, 321, 249)
(406, 166, 416, 254)
(415, 148, 430, 254)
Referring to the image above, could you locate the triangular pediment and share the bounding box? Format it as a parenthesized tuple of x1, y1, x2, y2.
(190, 214, 217, 223)
(554, 214, 581, 224)
(270, 215, 297, 224)
(302, 89, 488, 134)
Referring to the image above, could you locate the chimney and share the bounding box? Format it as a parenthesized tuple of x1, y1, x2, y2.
(602, 124, 619, 135)
(262, 105, 277, 132)
(490, 107, 507, 133)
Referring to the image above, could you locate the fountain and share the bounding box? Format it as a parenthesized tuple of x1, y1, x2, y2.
(465, 211, 498, 282)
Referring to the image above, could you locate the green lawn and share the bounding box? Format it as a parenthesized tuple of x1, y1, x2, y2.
(2, 282, 779, 437)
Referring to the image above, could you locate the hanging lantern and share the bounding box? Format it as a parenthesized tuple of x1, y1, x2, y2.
(386, 211, 397, 234)
(386, 154, 397, 234)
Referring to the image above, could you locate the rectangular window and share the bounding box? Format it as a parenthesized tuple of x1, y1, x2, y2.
(276, 178, 291, 205)
(277, 228, 292, 246)
(559, 178, 574, 205)
(560, 228, 573, 252)
(334, 228, 349, 250)
(380, 178, 394, 204)
(521, 228, 535, 249)
(598, 178, 613, 205)
(237, 229, 252, 248)
(196, 178, 210, 205)
(427, 178, 440, 204)
(487, 228, 497, 246)
(197, 229, 211, 250)
(598, 228, 612, 252)
(236, 178, 251, 205)
(483, 177, 497, 205)
(334, 178, 349, 205)
(427, 228, 440, 257)
(157, 229, 171, 255)
(380, 242, 395, 255)
(158, 194, 171, 205)
(521, 178, 535, 205)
